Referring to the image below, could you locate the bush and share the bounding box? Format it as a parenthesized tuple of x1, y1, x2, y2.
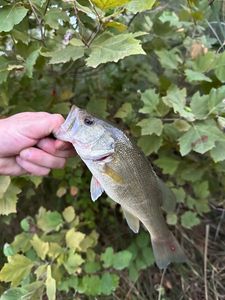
(0, 0, 225, 299)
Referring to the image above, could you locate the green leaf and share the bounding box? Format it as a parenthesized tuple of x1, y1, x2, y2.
(101, 273, 119, 295)
(91, 0, 130, 10)
(64, 252, 84, 274)
(86, 33, 145, 68)
(0, 183, 21, 215)
(81, 275, 101, 296)
(63, 206, 75, 223)
(155, 49, 182, 70)
(44, 8, 69, 29)
(136, 231, 149, 247)
(0, 254, 34, 287)
(86, 98, 108, 118)
(166, 212, 178, 225)
(181, 211, 200, 229)
(142, 246, 155, 266)
(0, 287, 28, 300)
(84, 261, 101, 274)
(154, 156, 180, 175)
(46, 266, 56, 300)
(47, 45, 84, 64)
(36, 207, 63, 233)
(126, 0, 156, 13)
(139, 89, 159, 114)
(193, 181, 209, 199)
(137, 135, 162, 155)
(0, 5, 28, 32)
(174, 120, 191, 132)
(0, 57, 9, 84)
(112, 250, 132, 270)
(30, 234, 49, 260)
(190, 92, 209, 120)
(159, 11, 180, 27)
(163, 85, 195, 121)
(137, 118, 163, 136)
(101, 247, 114, 268)
(178, 120, 224, 156)
(210, 141, 225, 162)
(25, 49, 40, 78)
(65, 228, 85, 250)
(3, 244, 15, 257)
(185, 69, 212, 82)
(114, 103, 132, 118)
(207, 86, 225, 116)
(215, 51, 225, 82)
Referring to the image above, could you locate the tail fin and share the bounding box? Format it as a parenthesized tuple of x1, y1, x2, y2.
(151, 232, 187, 269)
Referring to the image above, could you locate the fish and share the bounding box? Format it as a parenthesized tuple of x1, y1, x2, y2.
(54, 105, 187, 269)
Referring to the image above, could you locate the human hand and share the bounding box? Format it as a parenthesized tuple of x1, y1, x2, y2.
(0, 112, 75, 176)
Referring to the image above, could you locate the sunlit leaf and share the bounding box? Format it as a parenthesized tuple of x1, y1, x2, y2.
(86, 33, 145, 68)
(0, 5, 28, 32)
(0, 255, 34, 287)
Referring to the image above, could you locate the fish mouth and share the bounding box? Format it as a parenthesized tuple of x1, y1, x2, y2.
(93, 154, 112, 162)
(54, 105, 79, 141)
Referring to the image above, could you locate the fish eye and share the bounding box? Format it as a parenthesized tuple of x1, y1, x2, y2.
(84, 117, 94, 126)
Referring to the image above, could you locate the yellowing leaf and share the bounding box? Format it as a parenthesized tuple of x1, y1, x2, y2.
(126, 0, 156, 13)
(0, 254, 34, 287)
(0, 176, 10, 198)
(46, 266, 56, 300)
(63, 206, 75, 223)
(86, 33, 145, 68)
(91, 0, 130, 10)
(105, 21, 127, 32)
(65, 228, 85, 250)
(30, 234, 49, 260)
(0, 183, 21, 215)
(36, 207, 63, 233)
(0, 5, 28, 32)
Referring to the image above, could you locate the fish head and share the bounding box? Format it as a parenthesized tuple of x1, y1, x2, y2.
(54, 105, 123, 161)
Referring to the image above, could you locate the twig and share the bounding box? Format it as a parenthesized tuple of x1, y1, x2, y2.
(214, 209, 225, 240)
(28, 0, 46, 45)
(204, 224, 210, 300)
(43, 0, 51, 15)
(158, 267, 167, 300)
(128, 13, 139, 27)
(206, 19, 223, 47)
(73, 0, 89, 47)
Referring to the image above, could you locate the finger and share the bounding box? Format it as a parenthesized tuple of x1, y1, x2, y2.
(16, 156, 50, 176)
(37, 138, 76, 158)
(0, 157, 27, 176)
(15, 113, 65, 140)
(20, 147, 66, 169)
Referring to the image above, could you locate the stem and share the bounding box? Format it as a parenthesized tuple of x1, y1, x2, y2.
(28, 0, 46, 46)
(73, 0, 89, 47)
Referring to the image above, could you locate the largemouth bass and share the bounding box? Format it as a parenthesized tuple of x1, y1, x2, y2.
(55, 105, 187, 269)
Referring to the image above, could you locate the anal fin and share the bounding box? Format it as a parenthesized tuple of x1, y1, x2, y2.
(122, 207, 140, 233)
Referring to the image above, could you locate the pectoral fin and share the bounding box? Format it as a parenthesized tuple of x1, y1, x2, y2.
(90, 176, 104, 201)
(157, 178, 176, 213)
(122, 207, 140, 233)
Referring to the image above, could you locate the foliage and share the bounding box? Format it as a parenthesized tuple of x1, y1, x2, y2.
(0, 0, 225, 298)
